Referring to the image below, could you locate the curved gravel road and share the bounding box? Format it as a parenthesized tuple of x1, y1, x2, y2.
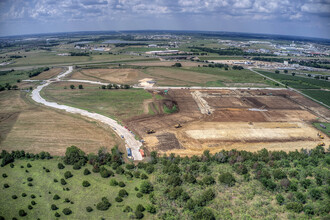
(30, 66, 143, 160)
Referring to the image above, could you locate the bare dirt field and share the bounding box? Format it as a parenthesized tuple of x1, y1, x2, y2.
(128, 61, 200, 67)
(31, 67, 64, 80)
(0, 91, 122, 155)
(126, 89, 329, 156)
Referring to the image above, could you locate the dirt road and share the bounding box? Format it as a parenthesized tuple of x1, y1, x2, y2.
(30, 66, 143, 160)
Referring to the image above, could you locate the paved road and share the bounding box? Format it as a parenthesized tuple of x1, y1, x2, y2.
(30, 66, 143, 160)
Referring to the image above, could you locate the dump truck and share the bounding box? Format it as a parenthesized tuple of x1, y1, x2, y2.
(174, 123, 182, 128)
(139, 149, 145, 157)
(127, 148, 133, 159)
(146, 129, 155, 134)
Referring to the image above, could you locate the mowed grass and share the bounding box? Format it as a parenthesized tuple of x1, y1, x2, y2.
(300, 90, 330, 106)
(42, 83, 153, 121)
(0, 159, 153, 220)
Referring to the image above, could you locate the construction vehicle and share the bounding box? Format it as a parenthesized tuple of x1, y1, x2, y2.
(317, 132, 324, 139)
(174, 123, 182, 128)
(146, 129, 155, 134)
(317, 142, 325, 147)
(139, 149, 145, 157)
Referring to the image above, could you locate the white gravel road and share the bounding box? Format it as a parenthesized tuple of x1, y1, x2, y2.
(30, 66, 143, 160)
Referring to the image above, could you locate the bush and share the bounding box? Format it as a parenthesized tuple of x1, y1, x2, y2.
(140, 181, 154, 194)
(86, 206, 93, 212)
(73, 163, 81, 170)
(115, 197, 123, 202)
(304, 205, 314, 216)
(96, 197, 111, 211)
(84, 168, 91, 175)
(45, 168, 50, 173)
(118, 181, 126, 187)
(118, 189, 128, 198)
(146, 204, 156, 214)
(22, 193, 27, 197)
(193, 208, 215, 220)
(296, 192, 306, 204)
(92, 166, 100, 173)
(203, 175, 215, 185)
(300, 179, 312, 189)
(12, 195, 18, 199)
(31, 200, 36, 205)
(2, 173, 7, 178)
(28, 183, 33, 187)
(31, 194, 36, 199)
(57, 163, 65, 169)
(63, 146, 87, 165)
(82, 181, 90, 187)
(218, 172, 236, 186)
(65, 198, 70, 203)
(53, 194, 60, 200)
(133, 171, 141, 178)
(28, 205, 33, 210)
(141, 173, 148, 179)
(136, 192, 143, 198)
(55, 212, 60, 217)
(10, 163, 14, 168)
(64, 171, 73, 179)
(123, 205, 132, 212)
(110, 179, 118, 186)
(126, 164, 135, 170)
(135, 210, 144, 219)
(273, 169, 287, 180)
(54, 178, 58, 183)
(62, 208, 72, 215)
(136, 204, 145, 212)
(51, 204, 58, 210)
(100, 168, 113, 178)
(18, 210, 27, 217)
(276, 194, 285, 205)
(61, 178, 67, 185)
(286, 202, 303, 213)
(309, 188, 322, 200)
(27, 177, 33, 182)
(27, 163, 32, 168)
(4, 183, 9, 188)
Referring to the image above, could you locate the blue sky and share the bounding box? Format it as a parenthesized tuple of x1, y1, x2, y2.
(0, 0, 329, 38)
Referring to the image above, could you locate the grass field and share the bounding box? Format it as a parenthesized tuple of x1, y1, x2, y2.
(0, 159, 153, 220)
(0, 90, 122, 155)
(42, 83, 153, 121)
(313, 122, 330, 136)
(300, 90, 330, 106)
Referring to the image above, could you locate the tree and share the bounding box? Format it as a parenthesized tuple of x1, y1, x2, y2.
(193, 208, 215, 220)
(115, 197, 123, 202)
(276, 194, 285, 205)
(202, 176, 215, 186)
(62, 208, 72, 215)
(136, 204, 145, 212)
(284, 70, 288, 73)
(57, 163, 65, 169)
(106, 84, 113, 89)
(292, 72, 296, 76)
(63, 146, 87, 165)
(140, 181, 154, 194)
(61, 178, 67, 185)
(135, 210, 144, 219)
(110, 179, 118, 186)
(53, 194, 60, 200)
(64, 171, 73, 179)
(51, 204, 58, 210)
(273, 169, 287, 180)
(118, 189, 128, 198)
(12, 85, 18, 90)
(146, 204, 156, 214)
(118, 181, 126, 187)
(82, 181, 90, 187)
(286, 202, 303, 213)
(173, 63, 182, 67)
(101, 85, 106, 89)
(78, 85, 83, 89)
(309, 188, 322, 200)
(96, 197, 111, 211)
(218, 172, 236, 186)
(275, 70, 280, 74)
(18, 210, 27, 217)
(70, 85, 75, 89)
(86, 206, 93, 212)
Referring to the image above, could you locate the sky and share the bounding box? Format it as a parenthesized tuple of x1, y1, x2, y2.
(0, 0, 329, 39)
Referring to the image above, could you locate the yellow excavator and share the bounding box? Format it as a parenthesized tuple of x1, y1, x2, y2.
(174, 124, 182, 128)
(317, 132, 324, 139)
(146, 129, 155, 134)
(317, 142, 325, 147)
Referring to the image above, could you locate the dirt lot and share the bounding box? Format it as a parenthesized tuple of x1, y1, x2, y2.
(126, 89, 329, 156)
(0, 91, 123, 155)
(128, 61, 200, 67)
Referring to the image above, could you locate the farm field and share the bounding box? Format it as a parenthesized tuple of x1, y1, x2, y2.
(0, 90, 122, 155)
(42, 82, 153, 121)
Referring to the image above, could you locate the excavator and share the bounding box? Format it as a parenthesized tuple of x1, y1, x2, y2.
(317, 132, 324, 139)
(146, 129, 155, 134)
(174, 123, 182, 128)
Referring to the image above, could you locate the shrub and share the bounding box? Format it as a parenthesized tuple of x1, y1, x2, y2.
(54, 178, 58, 183)
(193, 208, 215, 220)
(146, 204, 156, 214)
(92, 166, 100, 173)
(4, 183, 9, 188)
(304, 205, 314, 216)
(135, 210, 144, 219)
(28, 205, 33, 210)
(65, 198, 70, 203)
(45, 169, 50, 173)
(133, 171, 141, 178)
(145, 165, 155, 174)
(31, 200, 36, 205)
(273, 169, 287, 180)
(286, 202, 303, 213)
(61, 178, 67, 185)
(235, 164, 248, 175)
(118, 189, 128, 198)
(27, 163, 32, 168)
(82, 181, 90, 187)
(31, 194, 36, 199)
(295, 192, 306, 204)
(28, 183, 33, 187)
(126, 164, 135, 170)
(167, 175, 182, 187)
(136, 192, 143, 198)
(116, 167, 125, 174)
(10, 163, 14, 168)
(141, 173, 148, 179)
(110, 179, 118, 186)
(100, 168, 113, 178)
(203, 175, 215, 185)
(2, 173, 7, 178)
(276, 194, 285, 205)
(55, 212, 60, 217)
(84, 168, 91, 175)
(86, 206, 93, 212)
(51, 204, 58, 210)
(64, 171, 73, 179)
(218, 172, 236, 186)
(27, 177, 33, 182)
(73, 163, 81, 170)
(18, 210, 27, 217)
(123, 205, 132, 212)
(63, 146, 87, 165)
(53, 194, 60, 200)
(300, 179, 312, 189)
(12, 195, 18, 199)
(115, 197, 123, 202)
(62, 208, 72, 215)
(22, 193, 27, 197)
(140, 181, 154, 194)
(96, 197, 111, 211)
(136, 204, 145, 212)
(118, 181, 126, 187)
(57, 163, 65, 169)
(309, 188, 322, 200)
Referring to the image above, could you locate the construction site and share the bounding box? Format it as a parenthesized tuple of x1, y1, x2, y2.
(125, 88, 330, 156)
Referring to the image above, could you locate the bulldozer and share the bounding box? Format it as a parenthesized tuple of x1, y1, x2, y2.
(174, 123, 182, 128)
(146, 129, 155, 134)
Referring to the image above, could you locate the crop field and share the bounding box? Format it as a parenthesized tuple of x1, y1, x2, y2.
(30, 67, 64, 80)
(42, 83, 153, 121)
(0, 91, 122, 155)
(126, 89, 329, 156)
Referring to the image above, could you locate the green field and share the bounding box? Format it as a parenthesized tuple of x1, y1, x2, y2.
(301, 90, 330, 106)
(1, 146, 329, 219)
(313, 123, 330, 136)
(42, 84, 152, 121)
